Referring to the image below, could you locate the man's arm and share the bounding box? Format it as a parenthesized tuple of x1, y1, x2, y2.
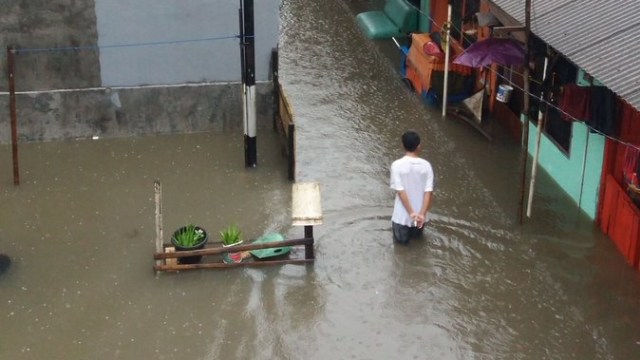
(417, 191, 432, 228)
(397, 190, 418, 222)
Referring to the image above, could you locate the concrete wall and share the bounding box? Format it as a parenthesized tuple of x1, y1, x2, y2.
(96, 0, 280, 86)
(527, 120, 605, 219)
(0, 0, 279, 143)
(0, 83, 273, 143)
(0, 0, 101, 91)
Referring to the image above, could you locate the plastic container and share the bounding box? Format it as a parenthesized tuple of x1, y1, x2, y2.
(496, 84, 513, 103)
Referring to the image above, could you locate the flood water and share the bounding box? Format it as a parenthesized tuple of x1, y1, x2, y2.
(2, 0, 640, 359)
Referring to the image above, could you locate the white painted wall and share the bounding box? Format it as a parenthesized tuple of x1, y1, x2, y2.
(95, 0, 279, 86)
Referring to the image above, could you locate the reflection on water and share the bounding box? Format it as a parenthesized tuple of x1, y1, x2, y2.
(1, 0, 640, 359)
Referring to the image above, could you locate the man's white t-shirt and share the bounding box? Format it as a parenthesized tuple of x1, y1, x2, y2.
(390, 155, 434, 226)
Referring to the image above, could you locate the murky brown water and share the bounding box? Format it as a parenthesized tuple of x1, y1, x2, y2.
(2, 0, 640, 359)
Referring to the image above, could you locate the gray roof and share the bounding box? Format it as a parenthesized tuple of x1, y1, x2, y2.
(489, 0, 640, 111)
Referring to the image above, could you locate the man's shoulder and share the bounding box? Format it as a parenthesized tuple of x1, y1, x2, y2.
(412, 156, 432, 166)
(393, 156, 431, 166)
(419, 157, 433, 167)
(391, 157, 406, 167)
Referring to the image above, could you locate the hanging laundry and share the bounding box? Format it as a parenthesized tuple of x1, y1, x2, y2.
(623, 145, 640, 188)
(617, 97, 640, 145)
(558, 83, 591, 121)
(588, 86, 618, 136)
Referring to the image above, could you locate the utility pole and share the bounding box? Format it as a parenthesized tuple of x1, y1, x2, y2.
(240, 0, 257, 167)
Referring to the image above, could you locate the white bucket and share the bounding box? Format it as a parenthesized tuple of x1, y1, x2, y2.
(496, 84, 513, 103)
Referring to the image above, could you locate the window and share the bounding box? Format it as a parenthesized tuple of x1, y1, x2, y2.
(543, 56, 576, 154)
(528, 36, 574, 154)
(450, 0, 480, 48)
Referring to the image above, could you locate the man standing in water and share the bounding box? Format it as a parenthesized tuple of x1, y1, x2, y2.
(390, 130, 434, 244)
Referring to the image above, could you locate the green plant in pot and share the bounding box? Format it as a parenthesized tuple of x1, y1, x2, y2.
(220, 224, 243, 264)
(171, 224, 208, 264)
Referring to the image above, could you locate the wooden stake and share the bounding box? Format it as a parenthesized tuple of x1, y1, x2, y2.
(526, 58, 549, 218)
(271, 47, 279, 131)
(288, 123, 295, 181)
(441, 5, 452, 117)
(154, 180, 163, 271)
(518, 0, 532, 224)
(304, 225, 314, 260)
(165, 246, 177, 267)
(7, 47, 19, 185)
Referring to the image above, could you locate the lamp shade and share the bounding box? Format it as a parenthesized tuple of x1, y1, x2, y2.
(291, 182, 323, 226)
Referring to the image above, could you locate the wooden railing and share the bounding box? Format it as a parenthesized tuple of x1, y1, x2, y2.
(152, 180, 315, 272)
(153, 237, 314, 272)
(272, 48, 295, 181)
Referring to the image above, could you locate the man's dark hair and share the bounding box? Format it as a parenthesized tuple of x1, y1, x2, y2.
(401, 130, 421, 152)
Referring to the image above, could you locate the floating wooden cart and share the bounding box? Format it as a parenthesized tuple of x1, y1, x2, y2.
(153, 181, 323, 272)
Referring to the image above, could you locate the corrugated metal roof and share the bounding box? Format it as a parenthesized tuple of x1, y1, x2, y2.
(489, 0, 640, 111)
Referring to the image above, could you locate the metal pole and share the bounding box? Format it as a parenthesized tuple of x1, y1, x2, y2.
(240, 0, 257, 167)
(391, 36, 401, 49)
(441, 5, 452, 117)
(7, 47, 19, 186)
(518, 0, 531, 224)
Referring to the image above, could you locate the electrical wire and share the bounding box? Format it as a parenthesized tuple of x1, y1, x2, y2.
(488, 65, 640, 151)
(13, 34, 250, 54)
(7, 3, 640, 151)
(404, 1, 640, 151)
(1, 33, 256, 94)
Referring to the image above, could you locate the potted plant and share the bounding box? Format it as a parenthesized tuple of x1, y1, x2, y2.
(170, 224, 208, 264)
(220, 224, 243, 264)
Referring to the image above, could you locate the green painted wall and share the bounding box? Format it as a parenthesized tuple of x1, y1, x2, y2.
(526, 119, 605, 219)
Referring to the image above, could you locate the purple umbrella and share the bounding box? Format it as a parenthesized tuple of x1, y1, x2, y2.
(453, 38, 525, 68)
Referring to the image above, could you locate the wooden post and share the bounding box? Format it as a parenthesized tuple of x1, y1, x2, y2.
(271, 47, 279, 131)
(288, 123, 295, 181)
(518, 0, 532, 224)
(304, 225, 314, 260)
(154, 180, 164, 272)
(441, 5, 452, 117)
(526, 57, 549, 218)
(164, 247, 177, 268)
(7, 47, 19, 186)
